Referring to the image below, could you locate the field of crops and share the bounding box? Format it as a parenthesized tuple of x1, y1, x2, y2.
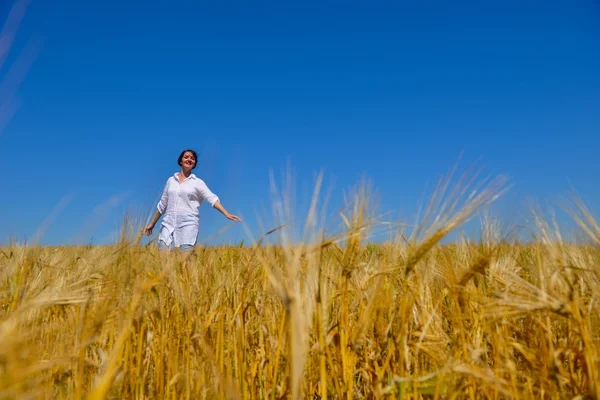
(1, 179, 599, 399)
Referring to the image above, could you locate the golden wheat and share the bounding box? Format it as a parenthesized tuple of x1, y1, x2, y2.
(0, 224, 598, 399)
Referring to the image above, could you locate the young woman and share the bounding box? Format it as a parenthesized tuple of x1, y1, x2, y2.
(143, 149, 241, 252)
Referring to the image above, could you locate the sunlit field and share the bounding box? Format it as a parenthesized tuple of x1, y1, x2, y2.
(2, 1, 599, 398)
(1, 174, 599, 400)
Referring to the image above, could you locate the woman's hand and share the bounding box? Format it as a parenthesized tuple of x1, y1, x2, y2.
(143, 223, 155, 236)
(225, 213, 242, 222)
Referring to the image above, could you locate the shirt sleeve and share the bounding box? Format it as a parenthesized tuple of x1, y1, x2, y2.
(157, 179, 170, 214)
(196, 179, 219, 207)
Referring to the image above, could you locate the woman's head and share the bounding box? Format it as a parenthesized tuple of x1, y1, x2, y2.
(178, 149, 198, 170)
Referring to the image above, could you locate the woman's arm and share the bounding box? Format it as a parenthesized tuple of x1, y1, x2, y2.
(213, 200, 242, 222)
(144, 209, 162, 235)
(144, 179, 170, 235)
(197, 179, 242, 222)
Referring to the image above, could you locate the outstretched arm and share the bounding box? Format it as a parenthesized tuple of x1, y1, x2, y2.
(197, 179, 242, 222)
(213, 200, 242, 222)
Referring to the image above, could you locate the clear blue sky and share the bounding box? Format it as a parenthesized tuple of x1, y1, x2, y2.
(1, 0, 599, 246)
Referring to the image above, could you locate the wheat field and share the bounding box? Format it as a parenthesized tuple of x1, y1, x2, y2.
(1, 174, 599, 400)
(2, 1, 598, 398)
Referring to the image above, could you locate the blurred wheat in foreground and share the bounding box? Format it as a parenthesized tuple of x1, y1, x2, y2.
(1, 174, 599, 400)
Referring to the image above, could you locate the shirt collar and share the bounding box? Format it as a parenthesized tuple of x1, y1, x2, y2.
(173, 172, 197, 181)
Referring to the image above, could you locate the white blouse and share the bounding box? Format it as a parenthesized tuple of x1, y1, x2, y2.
(156, 173, 219, 247)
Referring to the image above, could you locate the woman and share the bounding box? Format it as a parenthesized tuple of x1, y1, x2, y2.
(143, 149, 241, 252)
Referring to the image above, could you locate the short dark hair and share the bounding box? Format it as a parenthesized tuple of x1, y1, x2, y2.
(178, 149, 198, 168)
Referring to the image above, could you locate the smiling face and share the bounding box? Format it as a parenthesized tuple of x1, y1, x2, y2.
(178, 150, 197, 171)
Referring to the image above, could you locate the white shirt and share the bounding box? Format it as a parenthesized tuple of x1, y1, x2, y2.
(156, 173, 219, 247)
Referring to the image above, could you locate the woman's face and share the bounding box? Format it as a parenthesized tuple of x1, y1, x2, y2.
(181, 151, 196, 170)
